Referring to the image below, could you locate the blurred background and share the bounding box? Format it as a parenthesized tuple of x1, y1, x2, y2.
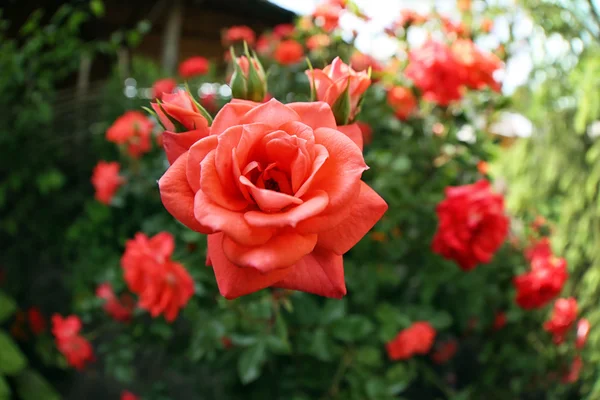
(1, 0, 600, 399)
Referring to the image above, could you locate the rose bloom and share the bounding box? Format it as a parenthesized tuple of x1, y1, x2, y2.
(312, 3, 342, 32)
(256, 33, 275, 56)
(562, 356, 583, 384)
(51, 314, 94, 370)
(121, 391, 139, 400)
(152, 78, 177, 100)
(514, 256, 568, 309)
(431, 339, 458, 364)
(158, 99, 387, 299)
(27, 307, 46, 335)
(106, 111, 153, 158)
(223, 25, 256, 46)
(274, 40, 304, 65)
(178, 56, 210, 78)
(386, 322, 436, 360)
(121, 232, 194, 322)
(387, 86, 417, 120)
(544, 297, 577, 342)
(96, 283, 134, 322)
(91, 161, 124, 205)
(306, 34, 331, 51)
(151, 90, 211, 163)
(432, 180, 509, 271)
(452, 39, 502, 92)
(405, 40, 466, 106)
(306, 57, 371, 121)
(492, 311, 507, 330)
(273, 23, 295, 38)
(576, 318, 591, 349)
(525, 237, 552, 263)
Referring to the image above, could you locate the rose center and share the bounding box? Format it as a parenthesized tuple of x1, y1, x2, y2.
(264, 178, 280, 192)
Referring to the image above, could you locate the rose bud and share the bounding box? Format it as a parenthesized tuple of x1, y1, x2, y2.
(229, 48, 267, 102)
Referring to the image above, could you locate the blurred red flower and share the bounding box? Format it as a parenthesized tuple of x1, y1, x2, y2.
(256, 33, 276, 56)
(452, 39, 502, 92)
(514, 256, 568, 309)
(394, 10, 428, 29)
(222, 25, 256, 46)
(51, 314, 94, 370)
(273, 23, 295, 38)
(480, 18, 494, 33)
(274, 40, 304, 65)
(121, 232, 194, 322)
(306, 34, 331, 51)
(387, 322, 436, 360)
(431, 339, 458, 364)
(576, 318, 590, 349)
(152, 78, 177, 100)
(525, 238, 552, 263)
(492, 311, 507, 330)
(91, 161, 124, 205)
(350, 52, 384, 74)
(544, 297, 577, 343)
(96, 283, 134, 322)
(387, 86, 417, 120)
(106, 111, 153, 158)
(27, 307, 46, 335)
(562, 356, 582, 384)
(121, 391, 139, 400)
(312, 3, 342, 32)
(432, 180, 509, 271)
(178, 56, 210, 78)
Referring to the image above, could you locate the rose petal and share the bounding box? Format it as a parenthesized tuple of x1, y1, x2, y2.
(210, 100, 256, 135)
(287, 102, 337, 130)
(158, 154, 214, 234)
(222, 231, 318, 273)
(148, 232, 175, 259)
(337, 123, 364, 151)
(194, 190, 273, 246)
(162, 129, 209, 164)
(241, 99, 300, 129)
(244, 190, 329, 228)
(186, 135, 218, 192)
(294, 144, 329, 198)
(208, 233, 292, 299)
(317, 182, 388, 254)
(201, 151, 248, 211)
(274, 246, 346, 298)
(305, 70, 335, 101)
(239, 175, 302, 211)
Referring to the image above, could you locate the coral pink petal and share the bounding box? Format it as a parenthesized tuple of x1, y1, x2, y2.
(317, 182, 388, 254)
(148, 232, 175, 259)
(244, 190, 329, 228)
(186, 136, 218, 192)
(201, 151, 248, 211)
(294, 144, 329, 198)
(222, 231, 318, 272)
(162, 129, 208, 165)
(158, 154, 214, 234)
(208, 233, 292, 299)
(241, 99, 300, 129)
(239, 176, 302, 211)
(210, 101, 256, 135)
(274, 247, 346, 298)
(287, 102, 337, 130)
(337, 123, 364, 151)
(306, 70, 334, 100)
(194, 190, 273, 246)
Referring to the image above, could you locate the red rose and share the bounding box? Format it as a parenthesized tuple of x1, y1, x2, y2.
(91, 161, 124, 205)
(158, 99, 387, 299)
(51, 314, 94, 370)
(96, 283, 134, 322)
(106, 111, 154, 158)
(27, 307, 46, 335)
(576, 318, 590, 349)
(387, 86, 417, 120)
(514, 256, 568, 309)
(121, 232, 193, 322)
(492, 311, 507, 331)
(432, 180, 509, 271)
(312, 3, 342, 32)
(562, 356, 583, 384)
(256, 33, 276, 56)
(386, 322, 436, 360)
(544, 297, 577, 343)
(274, 40, 304, 65)
(405, 40, 466, 106)
(152, 78, 177, 100)
(121, 391, 139, 400)
(179, 56, 210, 78)
(151, 90, 211, 164)
(431, 339, 458, 364)
(273, 23, 295, 38)
(306, 57, 371, 124)
(525, 238, 552, 263)
(222, 25, 256, 46)
(441, 17, 470, 37)
(451, 39, 502, 92)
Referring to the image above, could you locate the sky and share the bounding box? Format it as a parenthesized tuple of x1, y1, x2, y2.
(268, 0, 543, 93)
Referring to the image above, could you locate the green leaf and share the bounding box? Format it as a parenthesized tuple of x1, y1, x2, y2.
(0, 375, 10, 399)
(90, 0, 105, 17)
(320, 298, 347, 325)
(331, 315, 374, 343)
(355, 346, 382, 367)
(15, 369, 60, 400)
(237, 341, 267, 385)
(0, 331, 27, 375)
(0, 291, 17, 323)
(308, 328, 333, 362)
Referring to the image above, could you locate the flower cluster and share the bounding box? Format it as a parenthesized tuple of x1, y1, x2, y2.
(106, 111, 154, 159)
(121, 232, 194, 321)
(51, 315, 94, 370)
(96, 283, 135, 322)
(386, 322, 436, 360)
(514, 250, 568, 309)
